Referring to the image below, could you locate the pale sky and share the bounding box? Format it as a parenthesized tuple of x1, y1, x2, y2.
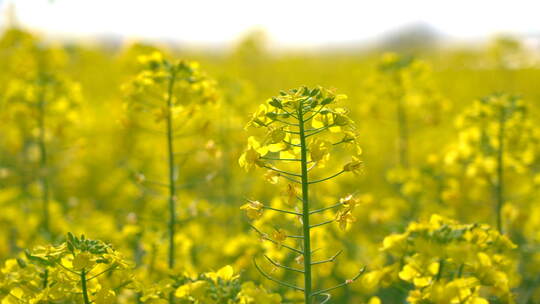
(1, 0, 539, 47)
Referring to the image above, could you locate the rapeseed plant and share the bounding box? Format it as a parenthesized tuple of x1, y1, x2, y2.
(444, 94, 535, 233)
(123, 51, 218, 303)
(1, 30, 80, 237)
(240, 86, 365, 303)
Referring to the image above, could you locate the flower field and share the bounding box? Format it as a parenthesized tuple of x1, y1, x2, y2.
(1, 27, 540, 304)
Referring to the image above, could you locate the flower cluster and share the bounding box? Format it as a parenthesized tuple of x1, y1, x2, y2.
(445, 94, 538, 176)
(381, 215, 518, 304)
(1, 233, 132, 303)
(375, 53, 450, 126)
(123, 51, 218, 127)
(137, 265, 281, 304)
(239, 86, 361, 173)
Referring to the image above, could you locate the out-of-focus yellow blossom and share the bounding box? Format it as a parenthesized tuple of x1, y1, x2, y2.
(264, 170, 280, 184)
(239, 137, 267, 171)
(272, 229, 287, 248)
(343, 156, 363, 174)
(205, 265, 238, 283)
(237, 282, 282, 304)
(336, 209, 356, 231)
(340, 194, 361, 211)
(94, 289, 116, 304)
(310, 138, 332, 164)
(240, 200, 264, 220)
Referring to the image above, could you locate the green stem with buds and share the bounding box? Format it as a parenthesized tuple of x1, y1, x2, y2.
(298, 101, 313, 304)
(249, 88, 365, 303)
(165, 70, 177, 304)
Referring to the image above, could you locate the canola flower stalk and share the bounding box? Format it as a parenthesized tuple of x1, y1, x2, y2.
(375, 53, 449, 169)
(1, 35, 81, 237)
(123, 51, 218, 304)
(449, 93, 528, 233)
(240, 86, 364, 303)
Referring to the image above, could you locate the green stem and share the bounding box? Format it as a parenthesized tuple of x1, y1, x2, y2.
(42, 269, 48, 288)
(37, 84, 50, 235)
(456, 263, 464, 278)
(298, 101, 312, 304)
(435, 259, 444, 281)
(81, 269, 91, 304)
(396, 91, 409, 168)
(165, 70, 177, 304)
(495, 107, 505, 233)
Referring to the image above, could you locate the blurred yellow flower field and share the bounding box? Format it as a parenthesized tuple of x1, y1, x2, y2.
(1, 25, 540, 304)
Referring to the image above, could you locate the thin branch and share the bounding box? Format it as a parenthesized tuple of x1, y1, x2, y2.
(310, 219, 334, 229)
(264, 255, 304, 273)
(311, 247, 322, 255)
(274, 118, 299, 127)
(303, 105, 325, 122)
(283, 140, 302, 147)
(310, 202, 342, 215)
(261, 156, 302, 162)
(281, 108, 299, 120)
(308, 170, 345, 184)
(311, 267, 366, 296)
(254, 258, 304, 292)
(249, 225, 304, 255)
(263, 205, 302, 216)
(252, 118, 281, 130)
(263, 165, 302, 178)
(311, 250, 343, 265)
(305, 125, 335, 138)
(283, 130, 301, 135)
(279, 174, 302, 184)
(302, 105, 314, 112)
(305, 125, 330, 133)
(287, 235, 304, 239)
(55, 261, 79, 275)
(87, 265, 118, 281)
(332, 138, 353, 146)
